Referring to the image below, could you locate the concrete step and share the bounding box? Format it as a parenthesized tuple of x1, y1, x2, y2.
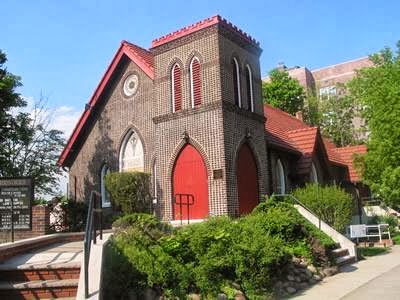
(336, 254, 356, 266)
(0, 278, 78, 299)
(331, 247, 349, 258)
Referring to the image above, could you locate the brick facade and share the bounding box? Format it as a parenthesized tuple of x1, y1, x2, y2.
(63, 17, 268, 221)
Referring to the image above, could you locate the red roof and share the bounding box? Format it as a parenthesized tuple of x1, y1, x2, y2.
(264, 104, 367, 181)
(334, 145, 367, 182)
(151, 15, 260, 49)
(58, 41, 154, 167)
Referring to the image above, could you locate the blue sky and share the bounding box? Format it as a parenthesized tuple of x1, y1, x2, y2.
(2, 0, 399, 129)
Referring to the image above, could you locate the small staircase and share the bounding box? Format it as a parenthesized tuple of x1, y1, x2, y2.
(331, 247, 356, 266)
(0, 241, 82, 299)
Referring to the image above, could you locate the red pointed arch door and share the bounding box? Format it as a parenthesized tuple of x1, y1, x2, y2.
(173, 144, 209, 220)
(237, 143, 259, 214)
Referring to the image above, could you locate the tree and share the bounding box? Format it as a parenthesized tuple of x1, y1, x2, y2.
(262, 68, 305, 115)
(0, 50, 65, 196)
(319, 91, 358, 147)
(348, 42, 400, 208)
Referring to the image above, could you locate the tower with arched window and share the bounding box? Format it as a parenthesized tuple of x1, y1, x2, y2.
(59, 16, 269, 221)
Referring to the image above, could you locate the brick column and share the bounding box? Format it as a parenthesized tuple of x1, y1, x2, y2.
(32, 205, 50, 236)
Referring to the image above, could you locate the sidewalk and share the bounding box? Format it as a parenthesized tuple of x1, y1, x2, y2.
(293, 245, 400, 299)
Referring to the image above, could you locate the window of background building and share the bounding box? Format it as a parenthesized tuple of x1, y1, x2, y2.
(319, 86, 336, 99)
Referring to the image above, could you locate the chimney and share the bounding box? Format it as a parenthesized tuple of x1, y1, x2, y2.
(295, 111, 303, 121)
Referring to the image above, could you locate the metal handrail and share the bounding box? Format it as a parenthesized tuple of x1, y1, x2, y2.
(83, 191, 103, 299)
(272, 194, 323, 230)
(174, 194, 195, 225)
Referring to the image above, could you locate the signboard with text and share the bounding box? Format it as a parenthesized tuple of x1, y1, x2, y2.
(0, 177, 33, 230)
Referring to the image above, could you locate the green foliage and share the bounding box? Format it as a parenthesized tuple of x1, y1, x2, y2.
(319, 93, 358, 147)
(33, 198, 48, 206)
(367, 214, 399, 235)
(262, 68, 305, 115)
(105, 171, 151, 214)
(392, 233, 400, 245)
(60, 200, 87, 232)
(358, 247, 388, 258)
(348, 42, 400, 209)
(293, 184, 353, 232)
(0, 50, 65, 196)
(102, 240, 147, 299)
(107, 204, 336, 298)
(303, 89, 323, 126)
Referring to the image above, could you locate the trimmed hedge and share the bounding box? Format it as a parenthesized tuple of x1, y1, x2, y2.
(105, 171, 151, 214)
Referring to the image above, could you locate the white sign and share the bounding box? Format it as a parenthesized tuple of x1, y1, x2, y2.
(350, 224, 367, 238)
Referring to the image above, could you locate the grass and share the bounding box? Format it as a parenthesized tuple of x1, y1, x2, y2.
(392, 233, 400, 245)
(358, 247, 388, 258)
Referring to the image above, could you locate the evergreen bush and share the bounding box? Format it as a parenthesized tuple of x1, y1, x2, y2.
(105, 171, 151, 214)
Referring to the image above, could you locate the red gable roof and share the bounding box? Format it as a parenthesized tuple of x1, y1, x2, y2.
(334, 145, 367, 182)
(264, 104, 367, 182)
(58, 41, 154, 167)
(151, 15, 260, 49)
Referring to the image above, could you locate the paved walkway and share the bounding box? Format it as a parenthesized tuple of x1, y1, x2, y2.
(293, 245, 400, 299)
(0, 241, 83, 270)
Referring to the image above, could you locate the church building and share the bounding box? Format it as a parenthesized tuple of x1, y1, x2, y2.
(58, 15, 367, 222)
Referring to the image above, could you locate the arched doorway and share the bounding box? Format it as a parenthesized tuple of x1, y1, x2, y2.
(173, 144, 208, 220)
(237, 143, 259, 215)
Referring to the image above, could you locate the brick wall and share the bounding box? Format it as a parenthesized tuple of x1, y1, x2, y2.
(68, 22, 270, 221)
(0, 205, 50, 243)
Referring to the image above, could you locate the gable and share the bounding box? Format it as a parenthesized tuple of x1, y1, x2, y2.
(58, 41, 154, 167)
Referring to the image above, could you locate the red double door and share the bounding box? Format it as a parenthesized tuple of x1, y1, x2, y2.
(172, 143, 259, 219)
(173, 144, 208, 220)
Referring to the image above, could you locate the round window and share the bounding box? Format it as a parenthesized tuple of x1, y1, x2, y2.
(123, 74, 139, 97)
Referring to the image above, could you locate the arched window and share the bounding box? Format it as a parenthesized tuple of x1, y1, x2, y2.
(275, 159, 286, 194)
(153, 161, 157, 201)
(100, 164, 111, 207)
(171, 63, 182, 112)
(119, 130, 144, 172)
(310, 162, 319, 183)
(232, 57, 241, 107)
(190, 57, 201, 107)
(245, 65, 254, 112)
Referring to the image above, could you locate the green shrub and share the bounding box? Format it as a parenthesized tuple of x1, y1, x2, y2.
(293, 184, 353, 232)
(107, 204, 336, 298)
(105, 171, 151, 214)
(102, 239, 147, 299)
(358, 247, 388, 258)
(60, 200, 87, 232)
(368, 214, 398, 236)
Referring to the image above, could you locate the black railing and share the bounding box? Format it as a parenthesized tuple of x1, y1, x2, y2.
(273, 194, 323, 230)
(83, 191, 103, 299)
(174, 194, 195, 225)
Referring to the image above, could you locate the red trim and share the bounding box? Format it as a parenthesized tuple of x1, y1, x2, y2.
(151, 15, 260, 49)
(58, 41, 154, 167)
